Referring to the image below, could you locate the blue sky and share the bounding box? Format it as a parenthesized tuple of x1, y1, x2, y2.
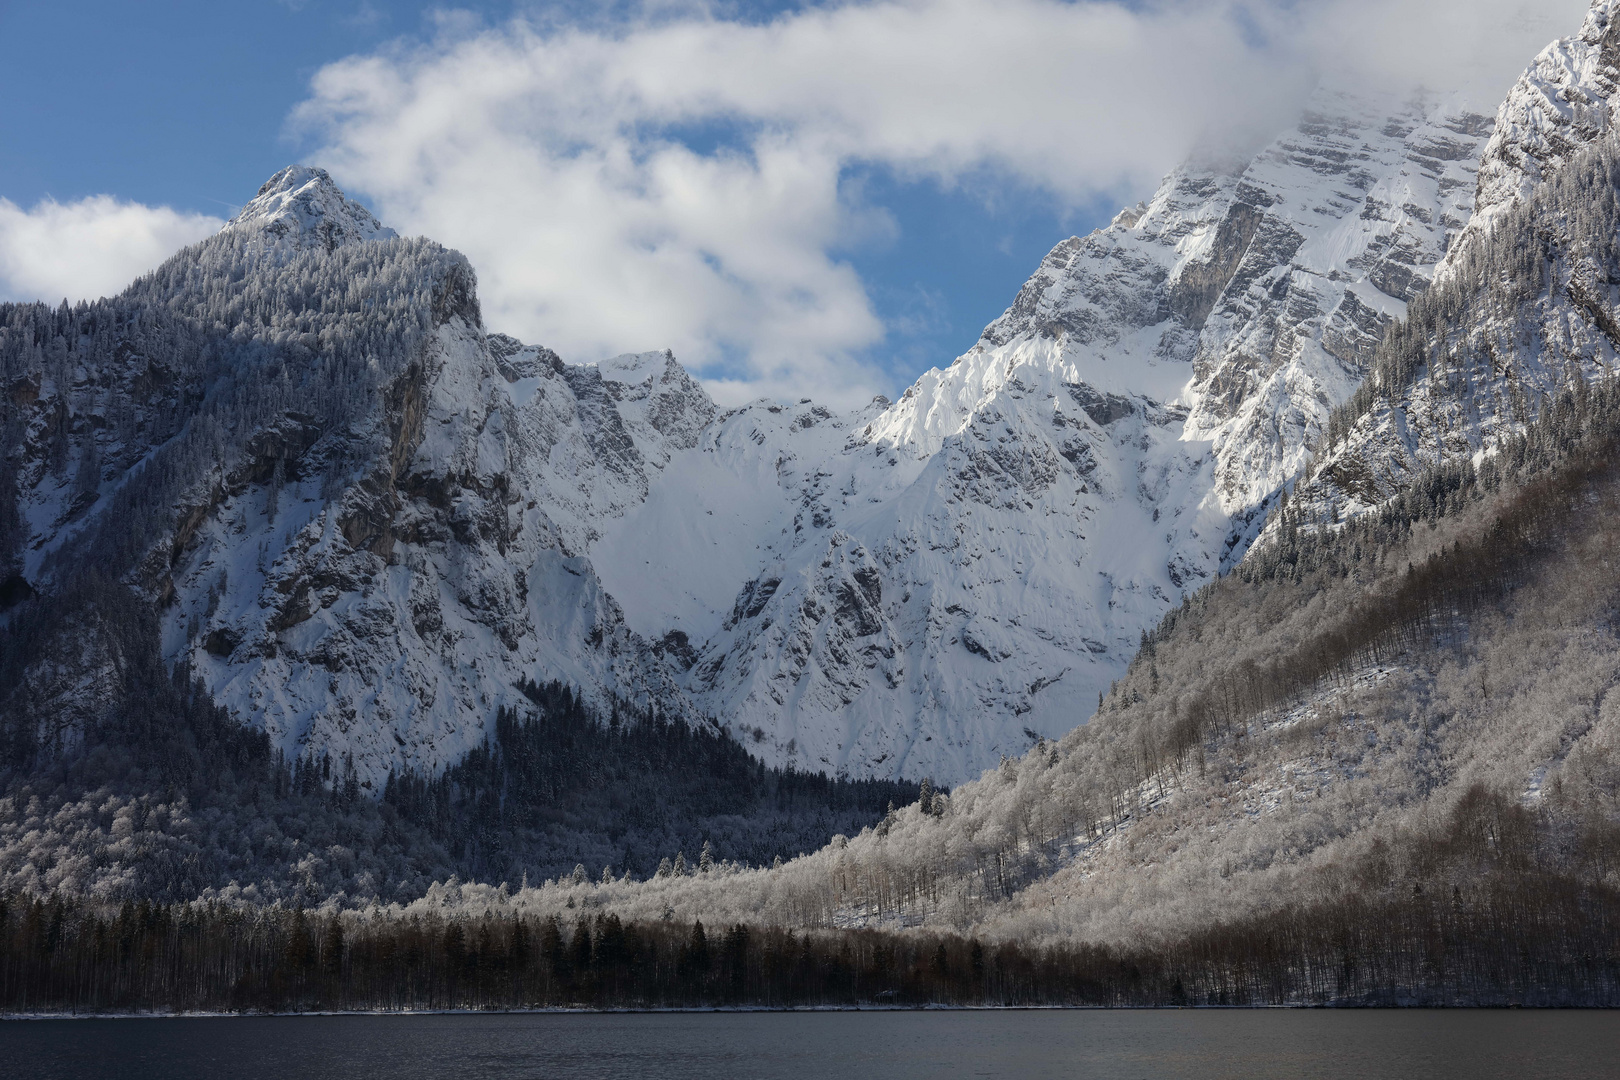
(0, 0, 1097, 397)
(0, 0, 1585, 404)
(0, 2, 436, 210)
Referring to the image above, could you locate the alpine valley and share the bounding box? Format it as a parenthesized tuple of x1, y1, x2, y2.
(4, 0, 1620, 1012)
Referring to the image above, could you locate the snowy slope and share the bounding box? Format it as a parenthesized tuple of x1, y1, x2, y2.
(2, 169, 729, 788)
(586, 87, 1495, 784)
(1444, 0, 1620, 270)
(1281, 0, 1620, 537)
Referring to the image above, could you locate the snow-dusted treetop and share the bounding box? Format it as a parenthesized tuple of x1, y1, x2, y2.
(222, 165, 397, 251)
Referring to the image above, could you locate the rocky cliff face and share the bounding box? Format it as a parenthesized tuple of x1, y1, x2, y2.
(1180, 93, 1492, 513)
(1, 170, 714, 788)
(165, 326, 716, 790)
(580, 85, 1497, 784)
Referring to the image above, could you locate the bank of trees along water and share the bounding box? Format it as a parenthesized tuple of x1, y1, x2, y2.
(4, 837, 1617, 1013)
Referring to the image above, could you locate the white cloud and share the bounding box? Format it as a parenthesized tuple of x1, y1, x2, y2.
(0, 196, 222, 306)
(279, 0, 1591, 404)
(1278, 0, 1589, 103)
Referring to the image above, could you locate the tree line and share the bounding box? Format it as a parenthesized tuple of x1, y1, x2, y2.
(381, 678, 921, 881)
(4, 807, 1615, 1013)
(0, 593, 916, 901)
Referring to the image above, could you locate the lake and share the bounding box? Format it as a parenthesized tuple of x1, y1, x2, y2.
(2, 1009, 1615, 1079)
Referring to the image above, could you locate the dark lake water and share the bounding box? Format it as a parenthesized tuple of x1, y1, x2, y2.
(2, 1009, 1615, 1079)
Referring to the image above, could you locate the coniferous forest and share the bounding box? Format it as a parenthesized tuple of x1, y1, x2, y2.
(0, 642, 916, 903)
(3, 860, 1616, 1013)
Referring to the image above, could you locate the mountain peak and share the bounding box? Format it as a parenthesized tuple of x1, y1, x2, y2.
(224, 164, 397, 251)
(1440, 0, 1620, 273)
(1583, 0, 1620, 42)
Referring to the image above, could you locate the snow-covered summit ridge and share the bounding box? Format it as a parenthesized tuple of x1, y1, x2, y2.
(1442, 0, 1620, 273)
(593, 350, 676, 386)
(867, 86, 1490, 513)
(222, 165, 397, 250)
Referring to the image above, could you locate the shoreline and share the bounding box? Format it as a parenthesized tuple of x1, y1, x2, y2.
(3, 1003, 1603, 1019)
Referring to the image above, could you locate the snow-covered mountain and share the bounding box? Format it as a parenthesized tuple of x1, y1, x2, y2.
(36, 0, 1620, 789)
(1, 167, 720, 788)
(583, 86, 1493, 783)
(0, 86, 1502, 788)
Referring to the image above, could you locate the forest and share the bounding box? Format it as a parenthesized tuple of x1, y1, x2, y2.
(382, 678, 919, 882)
(0, 641, 914, 902)
(4, 826, 1615, 1013)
